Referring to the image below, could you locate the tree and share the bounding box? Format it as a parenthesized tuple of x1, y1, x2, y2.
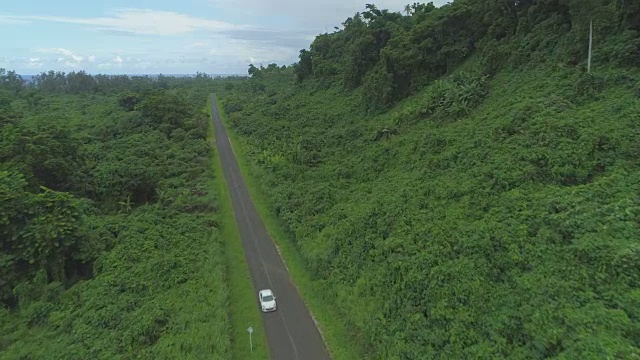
(138, 91, 194, 130)
(0, 68, 24, 94)
(619, 0, 640, 30)
(117, 92, 141, 111)
(562, 0, 617, 72)
(8, 122, 84, 192)
(66, 70, 97, 94)
(295, 49, 313, 82)
(248, 64, 262, 78)
(0, 171, 85, 305)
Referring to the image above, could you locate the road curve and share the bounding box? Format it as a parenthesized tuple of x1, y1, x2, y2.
(210, 95, 332, 360)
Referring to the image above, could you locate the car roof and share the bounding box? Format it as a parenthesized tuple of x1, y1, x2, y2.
(260, 289, 273, 296)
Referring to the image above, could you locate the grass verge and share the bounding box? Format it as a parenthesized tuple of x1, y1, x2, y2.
(206, 97, 270, 360)
(213, 95, 364, 360)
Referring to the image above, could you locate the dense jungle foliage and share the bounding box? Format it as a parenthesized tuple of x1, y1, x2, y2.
(220, 0, 640, 358)
(0, 69, 246, 358)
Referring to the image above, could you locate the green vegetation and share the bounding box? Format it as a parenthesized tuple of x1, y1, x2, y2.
(0, 70, 255, 359)
(218, 1, 640, 359)
(2, 0, 639, 358)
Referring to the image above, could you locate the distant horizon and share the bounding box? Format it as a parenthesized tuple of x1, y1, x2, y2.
(16, 73, 249, 81)
(17, 72, 248, 76)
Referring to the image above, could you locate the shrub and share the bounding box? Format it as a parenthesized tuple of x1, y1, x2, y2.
(419, 71, 489, 120)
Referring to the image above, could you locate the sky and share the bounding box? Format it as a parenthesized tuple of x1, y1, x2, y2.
(0, 0, 449, 75)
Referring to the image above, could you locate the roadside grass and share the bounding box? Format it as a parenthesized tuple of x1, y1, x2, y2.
(206, 97, 270, 360)
(213, 95, 364, 360)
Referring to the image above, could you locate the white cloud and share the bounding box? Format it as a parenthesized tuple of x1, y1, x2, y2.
(210, 0, 450, 28)
(13, 8, 254, 36)
(207, 38, 297, 65)
(37, 48, 84, 63)
(4, 7, 317, 74)
(132, 61, 153, 70)
(186, 42, 207, 49)
(0, 15, 28, 24)
(60, 48, 83, 62)
(34, 48, 86, 69)
(25, 57, 43, 69)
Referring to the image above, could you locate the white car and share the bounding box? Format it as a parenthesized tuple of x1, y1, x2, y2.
(259, 289, 277, 312)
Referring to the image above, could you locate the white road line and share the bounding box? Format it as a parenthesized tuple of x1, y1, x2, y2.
(223, 133, 300, 360)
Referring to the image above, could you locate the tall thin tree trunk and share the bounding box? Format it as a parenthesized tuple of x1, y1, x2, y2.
(588, 19, 593, 73)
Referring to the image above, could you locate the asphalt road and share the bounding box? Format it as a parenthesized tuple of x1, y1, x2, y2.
(210, 95, 332, 360)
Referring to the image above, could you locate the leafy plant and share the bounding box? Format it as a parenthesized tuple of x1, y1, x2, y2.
(419, 71, 489, 120)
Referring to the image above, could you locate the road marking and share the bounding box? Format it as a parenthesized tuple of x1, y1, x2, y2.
(230, 167, 300, 360)
(228, 136, 237, 157)
(216, 114, 300, 360)
(274, 243, 330, 352)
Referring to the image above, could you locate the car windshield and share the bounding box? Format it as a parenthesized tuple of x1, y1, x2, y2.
(262, 295, 273, 302)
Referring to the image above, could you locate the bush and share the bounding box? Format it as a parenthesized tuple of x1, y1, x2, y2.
(573, 72, 606, 102)
(597, 30, 640, 67)
(224, 102, 243, 114)
(419, 71, 489, 120)
(362, 64, 396, 113)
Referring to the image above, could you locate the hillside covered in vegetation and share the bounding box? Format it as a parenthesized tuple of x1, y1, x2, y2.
(220, 0, 640, 358)
(0, 70, 250, 358)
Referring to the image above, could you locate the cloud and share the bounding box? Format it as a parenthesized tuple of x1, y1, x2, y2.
(186, 42, 208, 49)
(11, 8, 253, 36)
(210, 0, 450, 28)
(0, 15, 28, 24)
(131, 60, 153, 70)
(93, 56, 123, 69)
(36, 48, 84, 64)
(224, 29, 314, 49)
(207, 38, 299, 65)
(5, 8, 312, 47)
(25, 57, 43, 69)
(36, 48, 84, 67)
(162, 56, 216, 65)
(4, 7, 317, 74)
(55, 48, 83, 62)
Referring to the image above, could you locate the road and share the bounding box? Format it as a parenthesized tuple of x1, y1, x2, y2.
(210, 95, 332, 360)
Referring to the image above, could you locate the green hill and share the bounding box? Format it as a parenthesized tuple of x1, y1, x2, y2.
(219, 0, 640, 358)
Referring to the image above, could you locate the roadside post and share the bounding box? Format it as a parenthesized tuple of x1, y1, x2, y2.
(248, 326, 253, 352)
